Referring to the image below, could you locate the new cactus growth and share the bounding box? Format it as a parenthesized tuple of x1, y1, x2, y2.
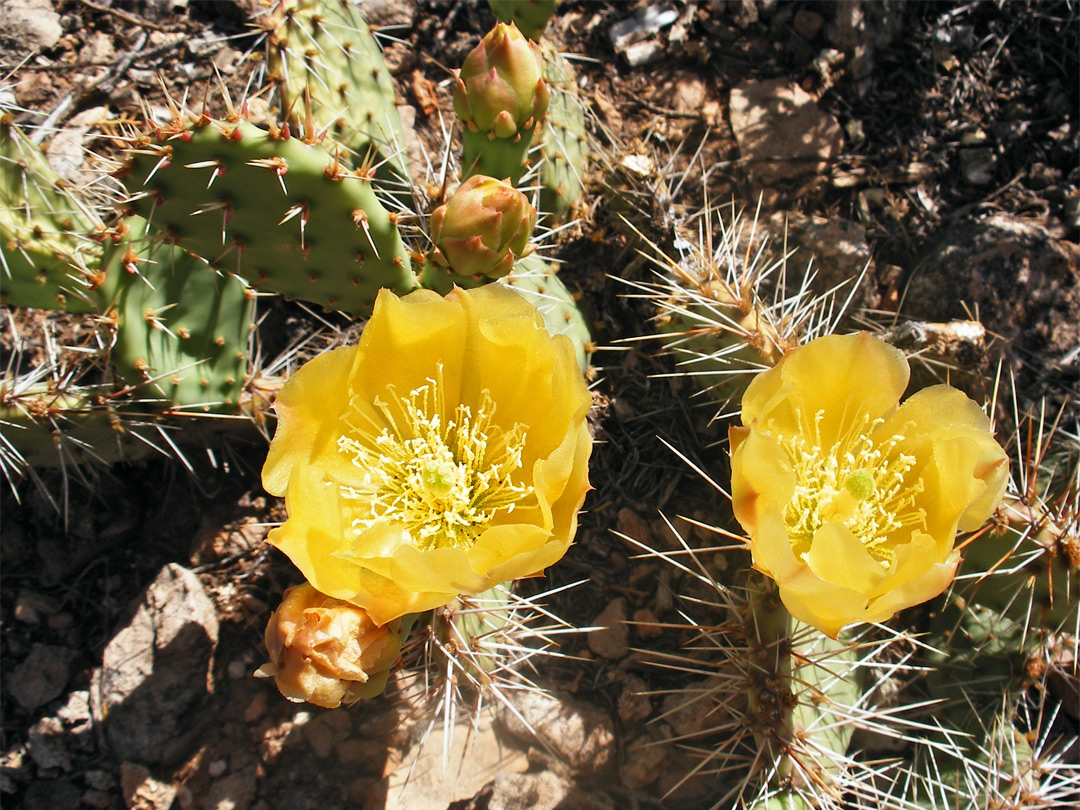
(121, 118, 417, 313)
(454, 22, 550, 184)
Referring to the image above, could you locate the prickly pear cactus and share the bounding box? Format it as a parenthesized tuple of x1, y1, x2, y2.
(1, 114, 101, 313)
(262, 0, 409, 181)
(537, 43, 589, 223)
(121, 118, 418, 313)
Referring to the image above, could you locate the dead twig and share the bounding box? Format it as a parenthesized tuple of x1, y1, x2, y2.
(78, 0, 175, 33)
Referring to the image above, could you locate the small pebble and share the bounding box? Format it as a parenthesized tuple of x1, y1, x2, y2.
(208, 759, 227, 778)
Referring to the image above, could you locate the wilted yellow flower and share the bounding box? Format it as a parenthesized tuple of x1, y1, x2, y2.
(259, 583, 405, 708)
(729, 333, 1008, 637)
(262, 285, 592, 626)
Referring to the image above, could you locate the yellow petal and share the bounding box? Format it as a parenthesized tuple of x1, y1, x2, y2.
(743, 333, 909, 445)
(350, 288, 469, 406)
(262, 345, 356, 496)
(730, 429, 796, 534)
(805, 522, 889, 597)
(863, 550, 961, 625)
(267, 460, 366, 600)
(453, 284, 590, 465)
(879, 385, 1007, 532)
(777, 568, 869, 639)
(750, 503, 803, 582)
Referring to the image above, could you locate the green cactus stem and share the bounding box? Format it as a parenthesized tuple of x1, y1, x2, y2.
(537, 43, 589, 222)
(120, 118, 418, 314)
(742, 575, 860, 807)
(263, 0, 409, 182)
(487, 0, 559, 43)
(455, 22, 550, 185)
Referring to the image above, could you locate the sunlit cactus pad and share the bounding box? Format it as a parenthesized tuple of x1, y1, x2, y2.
(122, 119, 417, 313)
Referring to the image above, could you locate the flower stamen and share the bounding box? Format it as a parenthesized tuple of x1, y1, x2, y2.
(335, 368, 532, 552)
(771, 410, 926, 569)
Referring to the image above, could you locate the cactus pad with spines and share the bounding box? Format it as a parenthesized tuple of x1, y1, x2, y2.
(500, 253, 592, 372)
(537, 44, 589, 222)
(96, 223, 254, 413)
(122, 119, 418, 313)
(264, 0, 408, 181)
(1, 114, 100, 312)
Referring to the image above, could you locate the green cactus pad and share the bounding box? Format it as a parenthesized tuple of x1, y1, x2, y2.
(96, 223, 254, 413)
(487, 0, 558, 42)
(0, 383, 156, 472)
(500, 252, 592, 372)
(1, 116, 101, 312)
(266, 0, 409, 181)
(122, 119, 418, 313)
(537, 44, 588, 222)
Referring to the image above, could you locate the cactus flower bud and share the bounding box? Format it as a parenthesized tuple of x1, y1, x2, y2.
(258, 583, 405, 708)
(453, 22, 550, 140)
(430, 175, 537, 279)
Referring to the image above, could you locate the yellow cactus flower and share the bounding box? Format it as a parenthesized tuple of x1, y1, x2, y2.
(262, 285, 592, 626)
(259, 583, 405, 709)
(729, 333, 1008, 638)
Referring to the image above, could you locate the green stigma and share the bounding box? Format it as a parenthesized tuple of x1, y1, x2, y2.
(844, 469, 876, 501)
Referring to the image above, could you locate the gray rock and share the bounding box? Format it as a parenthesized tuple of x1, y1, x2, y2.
(90, 564, 219, 766)
(587, 598, 629, 660)
(28, 716, 71, 771)
(120, 762, 178, 810)
(729, 79, 844, 182)
(204, 767, 258, 810)
(498, 691, 615, 778)
(906, 214, 1080, 380)
(7, 643, 77, 711)
(0, 0, 62, 60)
(23, 778, 81, 810)
(489, 771, 568, 810)
(768, 212, 878, 310)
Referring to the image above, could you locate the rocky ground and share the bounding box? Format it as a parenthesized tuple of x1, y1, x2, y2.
(1, 1, 1078, 809)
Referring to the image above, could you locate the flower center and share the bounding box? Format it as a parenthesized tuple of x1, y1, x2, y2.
(335, 370, 531, 552)
(774, 410, 926, 569)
